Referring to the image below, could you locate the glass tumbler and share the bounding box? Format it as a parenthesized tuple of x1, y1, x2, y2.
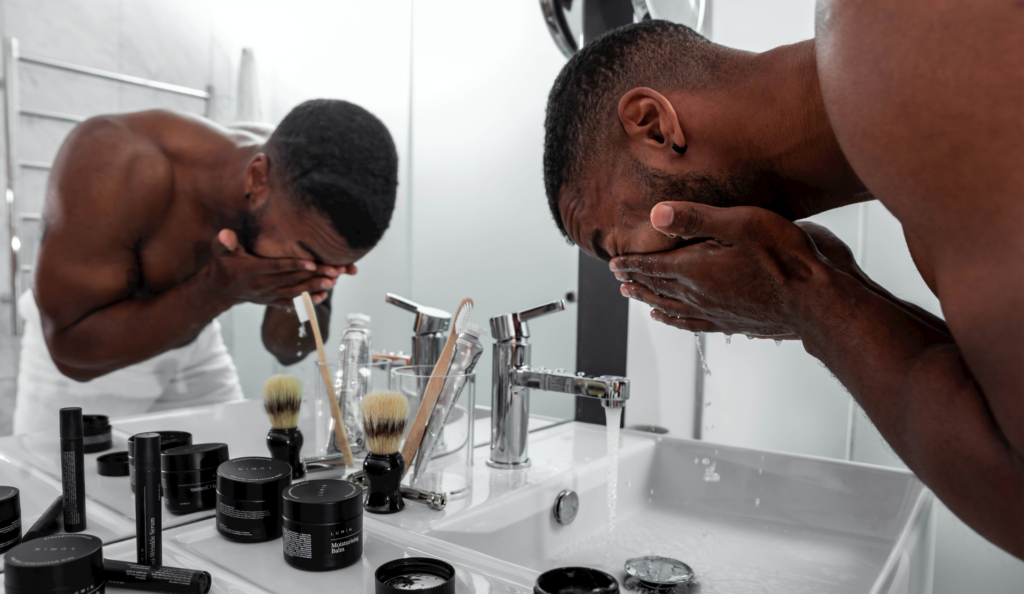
(391, 365, 475, 499)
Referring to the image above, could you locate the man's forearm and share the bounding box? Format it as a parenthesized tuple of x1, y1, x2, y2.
(792, 268, 1024, 557)
(47, 274, 232, 380)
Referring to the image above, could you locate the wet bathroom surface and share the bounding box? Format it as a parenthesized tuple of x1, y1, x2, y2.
(0, 402, 931, 592)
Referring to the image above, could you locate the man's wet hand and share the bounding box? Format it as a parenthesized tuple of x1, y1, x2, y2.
(203, 230, 338, 307)
(609, 202, 830, 338)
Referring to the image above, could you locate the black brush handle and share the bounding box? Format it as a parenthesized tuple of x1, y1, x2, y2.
(267, 428, 305, 479)
(363, 453, 405, 514)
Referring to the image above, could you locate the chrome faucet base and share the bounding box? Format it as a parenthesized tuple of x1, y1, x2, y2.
(485, 458, 531, 470)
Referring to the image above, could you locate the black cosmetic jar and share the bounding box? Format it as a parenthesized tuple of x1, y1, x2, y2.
(216, 457, 291, 543)
(534, 567, 619, 594)
(161, 443, 229, 515)
(375, 558, 456, 594)
(281, 479, 362, 571)
(128, 431, 192, 492)
(0, 486, 21, 553)
(4, 533, 104, 594)
(82, 415, 112, 454)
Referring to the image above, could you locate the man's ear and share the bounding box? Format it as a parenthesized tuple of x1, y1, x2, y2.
(244, 153, 271, 208)
(618, 87, 686, 166)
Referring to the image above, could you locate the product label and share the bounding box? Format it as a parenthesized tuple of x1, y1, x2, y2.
(283, 526, 312, 559)
(116, 563, 196, 586)
(61, 450, 81, 526)
(216, 497, 280, 541)
(217, 501, 270, 520)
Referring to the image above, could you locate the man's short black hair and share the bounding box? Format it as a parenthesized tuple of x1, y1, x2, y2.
(266, 99, 398, 250)
(543, 20, 719, 239)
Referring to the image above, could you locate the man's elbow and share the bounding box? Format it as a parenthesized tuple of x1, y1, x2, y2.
(52, 360, 105, 383)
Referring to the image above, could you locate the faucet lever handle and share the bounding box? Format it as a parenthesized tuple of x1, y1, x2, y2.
(386, 293, 422, 314)
(519, 300, 565, 322)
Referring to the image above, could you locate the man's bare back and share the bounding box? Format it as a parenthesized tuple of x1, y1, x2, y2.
(35, 109, 357, 381)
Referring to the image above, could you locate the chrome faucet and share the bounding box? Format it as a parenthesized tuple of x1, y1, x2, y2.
(488, 299, 630, 469)
(385, 294, 451, 368)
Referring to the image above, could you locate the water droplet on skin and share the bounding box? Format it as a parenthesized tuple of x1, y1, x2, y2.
(702, 458, 710, 465)
(755, 497, 761, 507)
(694, 457, 699, 464)
(650, 489, 655, 496)
(725, 334, 732, 345)
(758, 468, 763, 475)
(296, 351, 302, 357)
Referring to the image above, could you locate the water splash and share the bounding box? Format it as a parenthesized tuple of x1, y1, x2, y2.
(703, 461, 721, 483)
(298, 324, 307, 339)
(694, 332, 711, 376)
(725, 334, 732, 345)
(774, 339, 782, 347)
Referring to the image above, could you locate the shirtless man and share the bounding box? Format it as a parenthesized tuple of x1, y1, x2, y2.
(543, 3, 1023, 556)
(16, 99, 398, 433)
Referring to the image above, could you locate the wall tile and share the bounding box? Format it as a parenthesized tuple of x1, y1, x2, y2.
(116, 0, 211, 91)
(3, 0, 121, 70)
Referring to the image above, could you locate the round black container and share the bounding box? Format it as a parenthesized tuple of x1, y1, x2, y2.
(161, 443, 229, 515)
(4, 533, 104, 594)
(0, 486, 21, 554)
(97, 451, 130, 477)
(375, 558, 455, 594)
(281, 479, 362, 571)
(82, 415, 112, 454)
(534, 567, 619, 594)
(128, 431, 192, 492)
(216, 457, 291, 543)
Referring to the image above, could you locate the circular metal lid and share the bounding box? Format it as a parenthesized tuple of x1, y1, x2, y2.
(283, 479, 362, 524)
(624, 556, 693, 589)
(216, 457, 292, 501)
(96, 451, 130, 477)
(4, 533, 103, 592)
(161, 443, 230, 473)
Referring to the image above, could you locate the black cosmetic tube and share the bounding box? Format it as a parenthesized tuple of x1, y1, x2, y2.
(133, 432, 163, 566)
(22, 495, 62, 542)
(59, 407, 87, 532)
(105, 559, 212, 594)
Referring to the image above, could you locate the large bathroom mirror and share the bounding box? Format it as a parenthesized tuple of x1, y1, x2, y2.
(0, 0, 583, 436)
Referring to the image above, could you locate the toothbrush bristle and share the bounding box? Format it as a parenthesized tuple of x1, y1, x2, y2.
(454, 301, 473, 334)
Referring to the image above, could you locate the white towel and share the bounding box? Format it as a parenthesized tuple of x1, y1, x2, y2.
(14, 290, 244, 434)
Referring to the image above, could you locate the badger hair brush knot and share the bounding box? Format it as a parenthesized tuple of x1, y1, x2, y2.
(361, 391, 409, 456)
(263, 375, 303, 429)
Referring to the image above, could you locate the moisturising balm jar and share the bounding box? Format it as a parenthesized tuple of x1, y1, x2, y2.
(4, 533, 105, 594)
(161, 443, 229, 514)
(281, 479, 362, 571)
(0, 486, 21, 554)
(216, 457, 291, 543)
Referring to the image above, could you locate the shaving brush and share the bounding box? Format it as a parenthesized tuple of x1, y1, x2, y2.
(361, 391, 409, 514)
(264, 374, 305, 479)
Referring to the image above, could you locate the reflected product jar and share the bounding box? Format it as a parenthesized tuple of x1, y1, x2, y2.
(128, 431, 192, 492)
(216, 457, 291, 543)
(161, 443, 229, 515)
(4, 533, 104, 594)
(82, 415, 112, 454)
(282, 479, 362, 571)
(0, 486, 21, 554)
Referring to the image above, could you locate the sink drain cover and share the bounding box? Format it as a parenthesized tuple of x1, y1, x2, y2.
(624, 556, 693, 590)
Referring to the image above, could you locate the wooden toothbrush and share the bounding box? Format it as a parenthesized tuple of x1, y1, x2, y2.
(400, 298, 473, 476)
(301, 291, 355, 467)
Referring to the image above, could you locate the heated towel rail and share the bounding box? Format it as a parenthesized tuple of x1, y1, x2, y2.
(2, 37, 214, 335)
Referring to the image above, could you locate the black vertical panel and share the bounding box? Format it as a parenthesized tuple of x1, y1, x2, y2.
(583, 0, 635, 43)
(575, 249, 628, 425)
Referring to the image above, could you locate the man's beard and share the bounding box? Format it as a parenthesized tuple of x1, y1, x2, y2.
(632, 157, 780, 212)
(237, 209, 262, 254)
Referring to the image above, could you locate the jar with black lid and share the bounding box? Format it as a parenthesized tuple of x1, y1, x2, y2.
(128, 431, 192, 492)
(216, 457, 291, 543)
(161, 443, 229, 514)
(0, 486, 21, 554)
(4, 533, 104, 594)
(82, 415, 112, 453)
(282, 479, 362, 571)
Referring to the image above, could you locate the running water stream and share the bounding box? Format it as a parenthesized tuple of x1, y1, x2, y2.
(605, 406, 622, 540)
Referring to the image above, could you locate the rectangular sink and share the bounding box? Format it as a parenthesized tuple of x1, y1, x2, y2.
(424, 424, 933, 594)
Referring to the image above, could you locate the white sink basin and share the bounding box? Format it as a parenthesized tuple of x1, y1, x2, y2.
(423, 424, 933, 594)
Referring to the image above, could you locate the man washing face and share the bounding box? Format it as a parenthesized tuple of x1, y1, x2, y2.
(18, 99, 398, 434)
(545, 4, 1022, 559)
